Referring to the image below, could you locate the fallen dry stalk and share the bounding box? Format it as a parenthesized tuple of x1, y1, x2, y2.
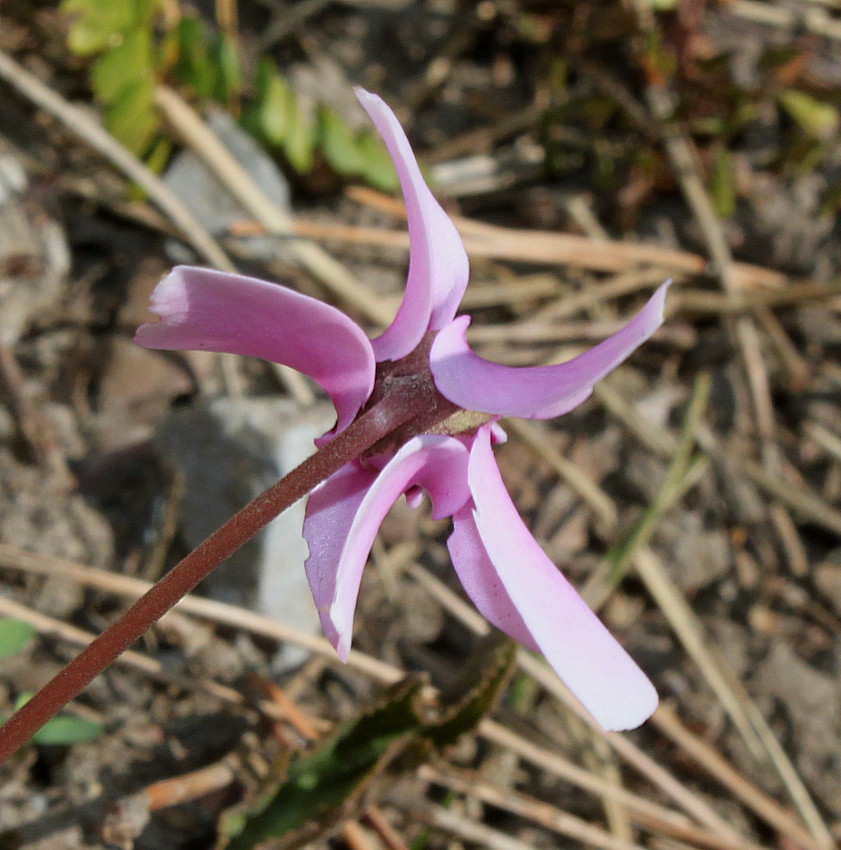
(0, 542, 746, 843)
(0, 51, 232, 271)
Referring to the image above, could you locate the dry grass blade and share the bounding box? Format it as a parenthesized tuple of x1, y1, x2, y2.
(0, 51, 233, 272)
(153, 86, 393, 327)
(505, 419, 618, 527)
(530, 268, 671, 324)
(593, 381, 677, 457)
(346, 186, 787, 288)
(362, 807, 412, 850)
(144, 761, 237, 811)
(477, 723, 768, 850)
(641, 83, 830, 847)
(582, 373, 712, 610)
(651, 704, 826, 850)
(504, 422, 828, 849)
(740, 457, 841, 537)
(804, 420, 841, 464)
(0, 595, 255, 713)
(0, 542, 402, 685)
(419, 765, 653, 850)
(672, 283, 840, 315)
(406, 564, 746, 841)
(0, 542, 737, 842)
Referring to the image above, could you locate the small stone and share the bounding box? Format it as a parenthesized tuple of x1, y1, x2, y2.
(162, 110, 291, 262)
(155, 398, 335, 671)
(93, 337, 194, 449)
(751, 642, 841, 816)
(0, 149, 69, 346)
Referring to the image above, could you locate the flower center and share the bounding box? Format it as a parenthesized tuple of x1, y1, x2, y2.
(359, 331, 493, 459)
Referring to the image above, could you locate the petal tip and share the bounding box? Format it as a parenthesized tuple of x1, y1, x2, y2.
(335, 637, 351, 664)
(647, 279, 672, 330)
(354, 86, 377, 106)
(599, 679, 658, 731)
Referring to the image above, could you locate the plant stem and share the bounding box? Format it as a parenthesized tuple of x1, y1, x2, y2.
(0, 387, 424, 764)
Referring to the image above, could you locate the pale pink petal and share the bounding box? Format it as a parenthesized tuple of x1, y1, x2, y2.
(356, 89, 469, 362)
(466, 426, 658, 731)
(448, 504, 540, 653)
(303, 462, 375, 648)
(324, 435, 471, 660)
(430, 283, 670, 419)
(135, 266, 375, 432)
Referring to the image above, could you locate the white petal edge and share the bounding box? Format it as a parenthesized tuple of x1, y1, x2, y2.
(466, 425, 658, 731)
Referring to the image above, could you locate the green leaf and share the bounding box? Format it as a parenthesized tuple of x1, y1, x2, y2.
(219, 678, 426, 850)
(173, 16, 216, 98)
(8, 693, 103, 746)
(211, 33, 241, 106)
(318, 104, 366, 177)
(0, 619, 35, 661)
(104, 77, 158, 155)
(144, 136, 172, 175)
(640, 0, 679, 9)
(63, 0, 136, 56)
(710, 146, 736, 219)
(778, 89, 840, 142)
(90, 29, 153, 103)
(62, 0, 160, 56)
(282, 99, 317, 173)
(217, 638, 514, 850)
(256, 66, 296, 148)
(421, 632, 516, 750)
(355, 130, 399, 192)
(32, 716, 103, 746)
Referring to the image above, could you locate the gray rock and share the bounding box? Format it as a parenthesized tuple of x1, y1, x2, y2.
(162, 110, 291, 261)
(659, 511, 730, 594)
(0, 149, 69, 346)
(751, 642, 841, 817)
(155, 398, 336, 671)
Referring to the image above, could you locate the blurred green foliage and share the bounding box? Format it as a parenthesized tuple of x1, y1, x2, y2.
(60, 0, 397, 190)
(536, 2, 840, 222)
(0, 622, 104, 747)
(218, 635, 516, 850)
(0, 618, 36, 661)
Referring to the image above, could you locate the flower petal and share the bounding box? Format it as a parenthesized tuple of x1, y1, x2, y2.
(449, 504, 540, 653)
(303, 462, 376, 648)
(465, 425, 658, 731)
(135, 266, 375, 432)
(430, 282, 670, 419)
(316, 435, 471, 660)
(356, 89, 469, 362)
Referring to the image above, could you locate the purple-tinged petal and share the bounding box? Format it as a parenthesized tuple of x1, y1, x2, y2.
(448, 504, 540, 653)
(318, 435, 471, 660)
(355, 89, 469, 362)
(303, 462, 375, 648)
(465, 426, 658, 731)
(135, 266, 375, 432)
(430, 282, 670, 419)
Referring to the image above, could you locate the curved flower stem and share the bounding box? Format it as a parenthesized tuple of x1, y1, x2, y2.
(0, 385, 427, 764)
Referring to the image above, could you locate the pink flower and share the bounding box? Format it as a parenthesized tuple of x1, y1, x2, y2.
(136, 89, 668, 731)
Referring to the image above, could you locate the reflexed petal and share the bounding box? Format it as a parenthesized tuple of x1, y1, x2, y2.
(303, 462, 375, 648)
(356, 89, 469, 362)
(430, 282, 670, 419)
(448, 504, 540, 653)
(465, 426, 658, 731)
(135, 266, 375, 432)
(324, 435, 471, 660)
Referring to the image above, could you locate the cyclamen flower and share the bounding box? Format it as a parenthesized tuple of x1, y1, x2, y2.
(137, 89, 668, 731)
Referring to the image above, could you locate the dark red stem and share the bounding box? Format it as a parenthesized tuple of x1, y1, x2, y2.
(0, 387, 425, 765)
